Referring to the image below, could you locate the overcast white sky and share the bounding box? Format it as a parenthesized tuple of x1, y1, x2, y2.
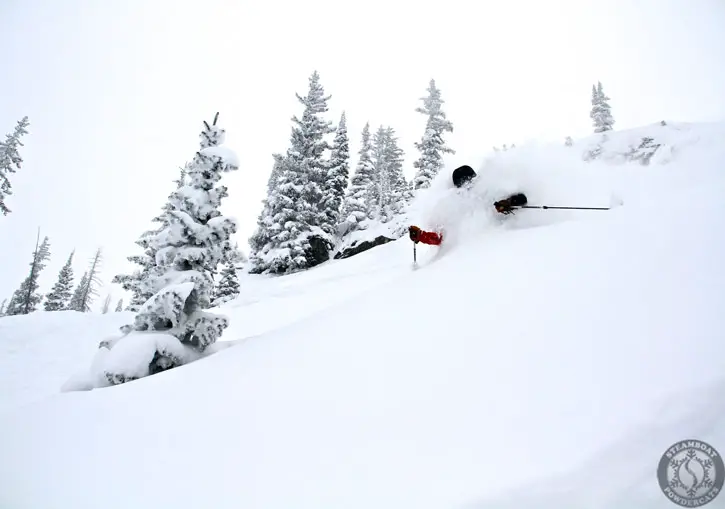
(1, 0, 724, 310)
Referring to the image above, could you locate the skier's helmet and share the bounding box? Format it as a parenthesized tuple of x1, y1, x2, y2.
(452, 165, 477, 188)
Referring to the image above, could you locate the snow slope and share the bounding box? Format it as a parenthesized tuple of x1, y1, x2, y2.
(1, 122, 725, 509)
(0, 310, 134, 412)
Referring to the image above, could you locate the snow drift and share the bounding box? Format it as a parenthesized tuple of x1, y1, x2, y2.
(1, 121, 724, 509)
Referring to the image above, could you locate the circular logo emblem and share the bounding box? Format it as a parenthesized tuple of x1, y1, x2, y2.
(658, 439, 724, 507)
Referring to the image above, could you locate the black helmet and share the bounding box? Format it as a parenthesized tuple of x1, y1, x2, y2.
(452, 165, 477, 188)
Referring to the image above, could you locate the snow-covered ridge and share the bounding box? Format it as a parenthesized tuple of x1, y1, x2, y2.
(484, 120, 724, 170)
(1, 121, 724, 509)
(566, 120, 723, 165)
(338, 120, 724, 259)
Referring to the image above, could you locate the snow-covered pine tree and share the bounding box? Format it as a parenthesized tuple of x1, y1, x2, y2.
(68, 249, 102, 312)
(212, 259, 240, 306)
(117, 112, 238, 375)
(369, 126, 409, 223)
(152, 163, 188, 226)
(112, 230, 157, 312)
(383, 126, 411, 219)
(69, 272, 88, 312)
(6, 233, 51, 315)
(0, 298, 7, 316)
(248, 71, 335, 274)
(299, 71, 335, 207)
(115, 299, 123, 312)
(113, 164, 189, 312)
(320, 111, 349, 236)
(222, 241, 246, 268)
(412, 79, 455, 190)
(369, 125, 387, 218)
(291, 70, 335, 232)
(262, 153, 287, 215)
(0, 116, 30, 216)
(248, 153, 288, 265)
(266, 153, 286, 194)
(44, 250, 75, 311)
(212, 237, 244, 294)
(339, 122, 376, 235)
(565, 136, 574, 147)
(216, 239, 245, 288)
(590, 81, 615, 133)
(112, 260, 149, 311)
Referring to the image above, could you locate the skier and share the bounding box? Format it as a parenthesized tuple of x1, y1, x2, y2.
(408, 165, 528, 246)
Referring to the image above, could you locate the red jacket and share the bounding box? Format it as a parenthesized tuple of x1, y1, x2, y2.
(417, 230, 443, 245)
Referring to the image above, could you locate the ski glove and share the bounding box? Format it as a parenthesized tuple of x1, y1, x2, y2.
(494, 193, 528, 214)
(494, 199, 515, 214)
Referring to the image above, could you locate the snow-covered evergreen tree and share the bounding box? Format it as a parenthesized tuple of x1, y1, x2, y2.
(212, 259, 240, 306)
(626, 136, 661, 166)
(112, 250, 151, 311)
(0, 116, 30, 216)
(369, 126, 409, 223)
(369, 126, 387, 217)
(384, 126, 411, 215)
(412, 79, 455, 190)
(215, 236, 245, 282)
(69, 272, 88, 312)
(266, 153, 286, 194)
(116, 112, 238, 375)
(113, 165, 189, 312)
(248, 153, 288, 262)
(290, 70, 335, 231)
(149, 164, 189, 227)
(68, 249, 102, 312)
(339, 122, 376, 235)
(248, 71, 335, 274)
(565, 136, 574, 147)
(0, 299, 7, 316)
(320, 111, 349, 236)
(222, 241, 246, 268)
(44, 250, 75, 311)
(590, 81, 615, 133)
(115, 299, 123, 312)
(211, 238, 240, 293)
(6, 233, 51, 315)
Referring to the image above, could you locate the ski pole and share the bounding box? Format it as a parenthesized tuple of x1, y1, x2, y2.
(521, 205, 611, 211)
(413, 242, 417, 263)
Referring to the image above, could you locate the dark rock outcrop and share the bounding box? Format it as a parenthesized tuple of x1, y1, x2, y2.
(305, 235, 332, 267)
(334, 235, 395, 260)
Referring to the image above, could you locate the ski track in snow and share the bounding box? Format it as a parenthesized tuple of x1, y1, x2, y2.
(1, 122, 725, 509)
